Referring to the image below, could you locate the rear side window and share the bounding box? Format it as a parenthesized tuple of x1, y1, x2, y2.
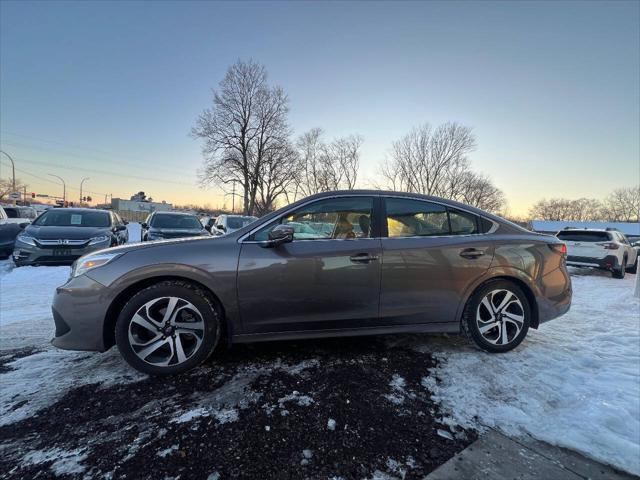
(448, 209, 479, 235)
(386, 199, 449, 237)
(385, 198, 485, 237)
(556, 231, 611, 242)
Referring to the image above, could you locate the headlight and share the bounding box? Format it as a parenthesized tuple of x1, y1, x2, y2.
(72, 252, 120, 278)
(16, 235, 36, 246)
(88, 235, 110, 245)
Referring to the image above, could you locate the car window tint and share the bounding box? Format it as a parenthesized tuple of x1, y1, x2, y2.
(478, 216, 494, 233)
(386, 198, 448, 237)
(253, 197, 373, 241)
(448, 209, 479, 235)
(33, 210, 111, 227)
(556, 231, 611, 242)
(4, 208, 18, 218)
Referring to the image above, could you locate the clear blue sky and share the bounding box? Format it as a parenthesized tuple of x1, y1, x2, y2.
(1, 0, 638, 214)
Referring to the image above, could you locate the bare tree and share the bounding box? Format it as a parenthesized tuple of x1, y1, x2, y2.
(0, 178, 27, 202)
(192, 60, 290, 216)
(602, 186, 640, 222)
(380, 122, 505, 213)
(254, 140, 300, 216)
(294, 129, 363, 198)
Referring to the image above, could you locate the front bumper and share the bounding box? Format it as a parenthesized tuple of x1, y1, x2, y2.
(51, 274, 111, 352)
(13, 240, 111, 266)
(566, 254, 619, 270)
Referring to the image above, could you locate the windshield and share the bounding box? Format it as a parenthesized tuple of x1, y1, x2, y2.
(151, 214, 202, 229)
(33, 210, 111, 227)
(227, 216, 257, 229)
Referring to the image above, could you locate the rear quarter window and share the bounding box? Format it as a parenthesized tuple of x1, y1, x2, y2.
(556, 231, 611, 242)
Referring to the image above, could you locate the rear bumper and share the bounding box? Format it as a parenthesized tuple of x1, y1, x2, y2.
(566, 255, 619, 270)
(51, 274, 110, 352)
(537, 266, 572, 326)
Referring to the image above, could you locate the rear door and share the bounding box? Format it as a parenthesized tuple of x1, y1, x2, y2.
(380, 197, 494, 325)
(237, 196, 382, 334)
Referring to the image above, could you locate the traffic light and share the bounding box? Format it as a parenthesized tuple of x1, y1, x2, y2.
(31, 192, 35, 199)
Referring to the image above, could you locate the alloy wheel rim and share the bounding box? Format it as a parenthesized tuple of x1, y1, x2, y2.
(128, 296, 204, 366)
(476, 289, 525, 345)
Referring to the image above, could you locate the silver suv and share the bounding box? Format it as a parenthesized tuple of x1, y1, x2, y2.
(556, 228, 638, 278)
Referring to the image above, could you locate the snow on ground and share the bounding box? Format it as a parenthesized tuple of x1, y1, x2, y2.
(413, 268, 640, 475)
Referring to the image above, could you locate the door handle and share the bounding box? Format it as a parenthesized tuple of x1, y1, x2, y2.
(350, 253, 379, 263)
(459, 248, 485, 259)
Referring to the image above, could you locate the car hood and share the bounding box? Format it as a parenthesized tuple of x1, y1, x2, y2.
(25, 225, 112, 240)
(105, 234, 221, 256)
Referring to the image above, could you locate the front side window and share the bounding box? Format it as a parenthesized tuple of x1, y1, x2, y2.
(386, 198, 449, 237)
(252, 197, 374, 241)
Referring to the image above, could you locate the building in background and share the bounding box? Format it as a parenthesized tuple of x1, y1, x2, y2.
(111, 191, 172, 213)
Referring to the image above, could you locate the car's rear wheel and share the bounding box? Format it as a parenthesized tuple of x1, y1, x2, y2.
(115, 280, 221, 375)
(612, 257, 626, 279)
(462, 280, 531, 353)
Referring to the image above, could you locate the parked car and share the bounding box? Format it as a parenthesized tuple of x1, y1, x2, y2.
(141, 212, 211, 241)
(213, 214, 258, 235)
(556, 227, 638, 278)
(0, 206, 29, 259)
(13, 208, 127, 266)
(51, 190, 572, 375)
(2, 205, 38, 221)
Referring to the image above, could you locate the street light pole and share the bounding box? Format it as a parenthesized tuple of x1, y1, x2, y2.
(48, 174, 66, 204)
(80, 177, 90, 205)
(0, 150, 16, 196)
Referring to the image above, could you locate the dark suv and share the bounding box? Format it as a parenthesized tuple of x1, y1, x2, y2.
(52, 191, 572, 375)
(142, 211, 211, 241)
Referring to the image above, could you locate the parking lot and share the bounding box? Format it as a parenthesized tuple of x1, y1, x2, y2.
(0, 223, 638, 479)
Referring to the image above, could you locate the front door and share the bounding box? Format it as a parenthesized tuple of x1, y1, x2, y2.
(380, 197, 494, 325)
(237, 196, 382, 334)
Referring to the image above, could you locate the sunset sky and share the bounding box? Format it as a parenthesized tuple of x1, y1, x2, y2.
(1, 1, 638, 216)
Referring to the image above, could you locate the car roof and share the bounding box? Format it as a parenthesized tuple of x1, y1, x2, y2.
(153, 211, 197, 216)
(48, 208, 110, 214)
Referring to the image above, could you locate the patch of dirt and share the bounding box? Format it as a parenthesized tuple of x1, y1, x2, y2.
(0, 336, 475, 479)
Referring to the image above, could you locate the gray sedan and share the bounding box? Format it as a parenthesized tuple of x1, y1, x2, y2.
(14, 208, 127, 266)
(52, 191, 572, 375)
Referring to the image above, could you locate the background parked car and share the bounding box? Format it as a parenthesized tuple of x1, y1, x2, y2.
(213, 214, 258, 235)
(0, 206, 30, 259)
(13, 208, 127, 266)
(1, 205, 38, 221)
(556, 228, 638, 278)
(199, 215, 217, 231)
(142, 211, 211, 241)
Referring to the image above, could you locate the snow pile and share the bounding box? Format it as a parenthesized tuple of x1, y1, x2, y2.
(21, 447, 88, 476)
(420, 270, 640, 475)
(0, 263, 70, 348)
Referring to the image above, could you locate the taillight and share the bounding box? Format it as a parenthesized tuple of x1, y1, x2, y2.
(596, 242, 620, 250)
(549, 243, 567, 256)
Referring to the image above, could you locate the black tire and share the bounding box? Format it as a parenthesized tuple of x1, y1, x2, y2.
(462, 279, 531, 353)
(115, 280, 221, 376)
(625, 257, 637, 274)
(612, 257, 626, 279)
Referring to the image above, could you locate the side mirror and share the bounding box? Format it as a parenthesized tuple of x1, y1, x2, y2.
(123, 220, 129, 225)
(262, 224, 294, 248)
(19, 222, 29, 229)
(204, 225, 212, 232)
(114, 225, 127, 232)
(141, 223, 148, 229)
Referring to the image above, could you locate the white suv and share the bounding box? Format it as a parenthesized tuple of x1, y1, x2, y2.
(556, 228, 638, 279)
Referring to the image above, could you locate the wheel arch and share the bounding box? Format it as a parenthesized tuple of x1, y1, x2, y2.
(102, 275, 228, 350)
(459, 274, 540, 329)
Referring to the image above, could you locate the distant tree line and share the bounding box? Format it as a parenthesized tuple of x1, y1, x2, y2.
(192, 60, 504, 216)
(529, 186, 640, 223)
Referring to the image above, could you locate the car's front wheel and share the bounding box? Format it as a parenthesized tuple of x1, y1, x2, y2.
(115, 280, 221, 375)
(462, 280, 531, 353)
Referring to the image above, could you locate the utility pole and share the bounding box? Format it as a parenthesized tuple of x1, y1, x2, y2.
(232, 180, 236, 213)
(0, 150, 16, 193)
(104, 194, 108, 206)
(80, 177, 90, 205)
(48, 174, 66, 204)
(23, 185, 27, 205)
